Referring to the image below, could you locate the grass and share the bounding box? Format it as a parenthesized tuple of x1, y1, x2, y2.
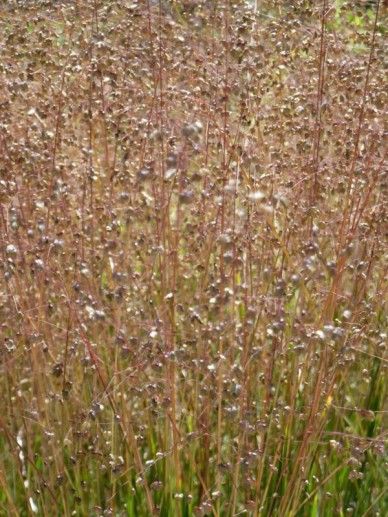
(0, 0, 386, 515)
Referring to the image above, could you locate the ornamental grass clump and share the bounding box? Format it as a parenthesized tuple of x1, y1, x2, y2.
(0, 0, 386, 515)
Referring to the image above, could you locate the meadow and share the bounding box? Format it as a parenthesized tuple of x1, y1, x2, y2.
(0, 1, 386, 515)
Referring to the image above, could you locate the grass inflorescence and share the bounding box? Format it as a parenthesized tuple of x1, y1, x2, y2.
(0, 1, 386, 515)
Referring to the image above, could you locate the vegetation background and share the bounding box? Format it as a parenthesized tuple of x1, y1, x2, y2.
(0, 0, 386, 515)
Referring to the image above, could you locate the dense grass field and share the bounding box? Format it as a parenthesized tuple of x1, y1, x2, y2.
(0, 1, 386, 515)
